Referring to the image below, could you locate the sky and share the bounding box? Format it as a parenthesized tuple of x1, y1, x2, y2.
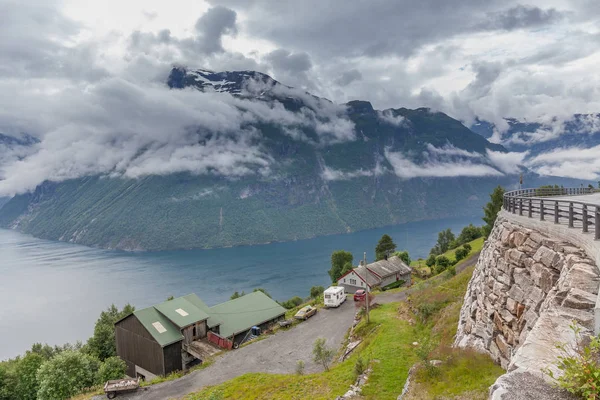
(1, 0, 600, 194)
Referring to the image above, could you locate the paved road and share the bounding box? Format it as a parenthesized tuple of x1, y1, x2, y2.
(99, 251, 482, 400)
(108, 299, 357, 400)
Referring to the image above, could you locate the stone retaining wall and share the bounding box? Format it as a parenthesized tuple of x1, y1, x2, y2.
(455, 215, 600, 377)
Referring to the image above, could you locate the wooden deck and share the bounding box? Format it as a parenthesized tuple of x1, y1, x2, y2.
(183, 339, 222, 361)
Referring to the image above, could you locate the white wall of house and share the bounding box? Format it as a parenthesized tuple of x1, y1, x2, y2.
(338, 271, 366, 292)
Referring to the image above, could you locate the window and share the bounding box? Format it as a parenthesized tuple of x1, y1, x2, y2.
(325, 294, 331, 299)
(350, 279, 357, 285)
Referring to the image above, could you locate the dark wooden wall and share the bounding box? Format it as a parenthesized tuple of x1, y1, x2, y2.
(115, 315, 169, 377)
(163, 342, 183, 375)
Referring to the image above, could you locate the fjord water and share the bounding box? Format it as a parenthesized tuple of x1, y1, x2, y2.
(0, 215, 478, 360)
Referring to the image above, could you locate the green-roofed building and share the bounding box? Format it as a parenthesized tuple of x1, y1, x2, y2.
(115, 291, 286, 378)
(210, 291, 286, 344)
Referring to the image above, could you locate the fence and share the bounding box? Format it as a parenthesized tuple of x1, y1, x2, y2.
(503, 187, 600, 239)
(207, 331, 233, 350)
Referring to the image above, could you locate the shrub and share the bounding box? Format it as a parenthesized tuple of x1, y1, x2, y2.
(310, 286, 325, 298)
(98, 356, 126, 383)
(433, 256, 451, 274)
(383, 280, 406, 290)
(393, 250, 411, 265)
(281, 296, 304, 309)
(425, 254, 436, 268)
(354, 357, 367, 376)
(295, 360, 305, 375)
(448, 265, 457, 276)
(463, 243, 472, 253)
(36, 350, 100, 400)
(312, 338, 335, 371)
(543, 322, 600, 399)
(15, 352, 44, 400)
(454, 247, 468, 262)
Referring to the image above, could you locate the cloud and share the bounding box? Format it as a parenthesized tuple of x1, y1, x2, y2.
(384, 149, 503, 179)
(321, 166, 376, 181)
(525, 145, 600, 180)
(425, 144, 482, 159)
(335, 70, 362, 86)
(484, 5, 563, 30)
(264, 49, 314, 89)
(378, 110, 406, 127)
(194, 6, 238, 54)
(486, 149, 527, 174)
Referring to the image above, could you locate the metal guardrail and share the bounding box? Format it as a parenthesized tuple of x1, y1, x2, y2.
(503, 187, 600, 239)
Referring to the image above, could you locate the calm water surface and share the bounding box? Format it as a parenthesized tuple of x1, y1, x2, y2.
(0, 215, 478, 360)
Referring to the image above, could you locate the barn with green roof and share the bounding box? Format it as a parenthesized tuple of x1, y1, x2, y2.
(115, 291, 285, 378)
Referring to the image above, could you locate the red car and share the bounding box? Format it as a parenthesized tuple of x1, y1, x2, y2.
(354, 289, 367, 301)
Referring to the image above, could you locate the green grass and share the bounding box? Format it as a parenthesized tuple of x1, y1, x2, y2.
(185, 304, 419, 400)
(406, 264, 504, 398)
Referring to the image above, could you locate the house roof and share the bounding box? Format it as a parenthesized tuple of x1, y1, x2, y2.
(182, 294, 222, 328)
(366, 256, 412, 278)
(209, 291, 286, 338)
(133, 307, 184, 347)
(154, 296, 210, 329)
(354, 265, 382, 287)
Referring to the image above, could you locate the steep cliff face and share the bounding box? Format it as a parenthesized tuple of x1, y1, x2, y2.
(455, 214, 600, 395)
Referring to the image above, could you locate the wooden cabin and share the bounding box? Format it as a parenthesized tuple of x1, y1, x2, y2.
(115, 292, 285, 379)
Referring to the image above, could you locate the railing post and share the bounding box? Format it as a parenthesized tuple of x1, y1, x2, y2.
(540, 199, 544, 221)
(511, 197, 516, 214)
(519, 198, 523, 216)
(528, 199, 532, 218)
(596, 207, 600, 240)
(583, 205, 589, 233)
(569, 202, 574, 228)
(554, 202, 559, 224)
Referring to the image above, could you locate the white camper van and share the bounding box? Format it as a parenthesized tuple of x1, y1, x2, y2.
(324, 286, 346, 308)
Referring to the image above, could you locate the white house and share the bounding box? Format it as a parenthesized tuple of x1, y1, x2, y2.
(337, 256, 412, 293)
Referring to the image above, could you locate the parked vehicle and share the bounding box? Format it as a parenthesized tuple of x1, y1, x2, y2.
(324, 286, 346, 307)
(294, 305, 317, 320)
(104, 377, 140, 399)
(354, 289, 367, 301)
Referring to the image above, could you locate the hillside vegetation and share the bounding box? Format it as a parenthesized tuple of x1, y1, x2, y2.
(184, 254, 502, 400)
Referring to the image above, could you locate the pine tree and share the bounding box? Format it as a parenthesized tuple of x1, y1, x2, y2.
(375, 234, 397, 261)
(483, 186, 505, 238)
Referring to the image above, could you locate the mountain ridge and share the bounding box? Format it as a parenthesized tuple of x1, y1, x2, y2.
(0, 68, 588, 251)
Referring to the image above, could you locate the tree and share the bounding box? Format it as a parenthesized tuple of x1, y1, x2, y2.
(425, 254, 436, 268)
(310, 286, 325, 299)
(0, 360, 18, 400)
(329, 250, 353, 283)
(253, 288, 272, 298)
(463, 243, 472, 253)
(97, 357, 126, 383)
(393, 250, 411, 265)
(454, 247, 469, 262)
(87, 304, 135, 362)
(375, 234, 397, 261)
(312, 338, 335, 371)
(230, 291, 245, 300)
(15, 353, 44, 400)
(434, 255, 451, 274)
(431, 229, 455, 255)
(455, 224, 482, 247)
(36, 350, 100, 400)
(483, 186, 505, 238)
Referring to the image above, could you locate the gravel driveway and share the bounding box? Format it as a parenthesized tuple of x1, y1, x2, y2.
(106, 299, 356, 400)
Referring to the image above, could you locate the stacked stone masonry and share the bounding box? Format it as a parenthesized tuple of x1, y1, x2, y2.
(455, 215, 600, 379)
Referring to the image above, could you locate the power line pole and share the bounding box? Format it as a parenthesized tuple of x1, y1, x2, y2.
(364, 251, 370, 324)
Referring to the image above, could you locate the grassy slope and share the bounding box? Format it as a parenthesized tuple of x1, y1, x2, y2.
(185, 251, 502, 400)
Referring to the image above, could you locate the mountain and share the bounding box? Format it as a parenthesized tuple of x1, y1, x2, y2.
(0, 68, 584, 251)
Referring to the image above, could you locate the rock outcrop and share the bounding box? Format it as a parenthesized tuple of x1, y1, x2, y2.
(455, 214, 600, 395)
